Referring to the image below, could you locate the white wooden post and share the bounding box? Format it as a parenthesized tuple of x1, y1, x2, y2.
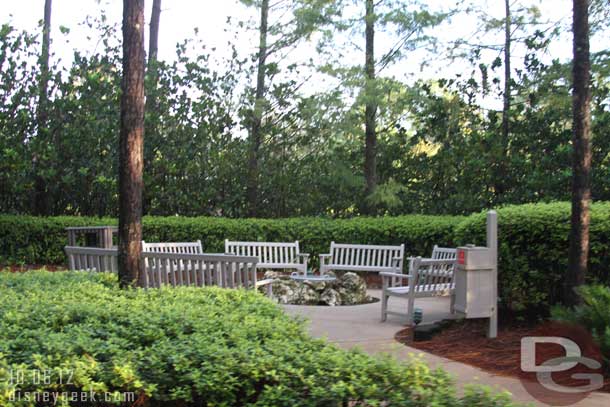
(486, 210, 498, 339)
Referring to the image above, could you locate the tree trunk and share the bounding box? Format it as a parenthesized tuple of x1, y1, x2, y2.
(33, 0, 52, 216)
(119, 0, 146, 288)
(143, 0, 161, 216)
(246, 0, 269, 217)
(148, 0, 161, 66)
(496, 0, 511, 199)
(565, 0, 592, 306)
(363, 0, 377, 214)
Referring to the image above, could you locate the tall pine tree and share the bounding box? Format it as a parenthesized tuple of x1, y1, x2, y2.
(119, 0, 146, 287)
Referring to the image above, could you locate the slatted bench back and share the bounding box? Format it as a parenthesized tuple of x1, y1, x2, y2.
(64, 246, 260, 291)
(411, 257, 456, 296)
(431, 245, 457, 260)
(142, 240, 203, 254)
(329, 242, 404, 269)
(225, 240, 300, 267)
(142, 252, 258, 289)
(65, 246, 118, 273)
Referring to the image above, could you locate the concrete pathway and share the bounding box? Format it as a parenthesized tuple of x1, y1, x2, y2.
(282, 290, 610, 407)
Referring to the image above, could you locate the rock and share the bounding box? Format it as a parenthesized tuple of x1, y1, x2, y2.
(295, 284, 320, 305)
(263, 270, 289, 280)
(320, 288, 341, 306)
(263, 270, 278, 280)
(336, 272, 368, 305)
(340, 272, 366, 291)
(267, 278, 320, 305)
(269, 279, 299, 304)
(338, 287, 367, 305)
(304, 279, 327, 292)
(266, 270, 368, 306)
(324, 271, 336, 279)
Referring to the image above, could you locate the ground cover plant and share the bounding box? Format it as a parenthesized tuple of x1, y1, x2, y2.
(553, 284, 610, 371)
(0, 271, 518, 406)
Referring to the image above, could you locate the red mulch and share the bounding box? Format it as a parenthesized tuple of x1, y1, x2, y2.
(395, 319, 610, 393)
(2, 264, 66, 272)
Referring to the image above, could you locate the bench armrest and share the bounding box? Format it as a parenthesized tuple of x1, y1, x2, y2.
(255, 278, 274, 287)
(319, 254, 331, 264)
(256, 278, 274, 297)
(293, 253, 309, 265)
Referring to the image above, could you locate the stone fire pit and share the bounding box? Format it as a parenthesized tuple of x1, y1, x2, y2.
(262, 271, 373, 306)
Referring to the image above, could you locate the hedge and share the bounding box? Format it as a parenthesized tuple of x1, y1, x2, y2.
(454, 202, 610, 316)
(1, 201, 610, 315)
(0, 214, 461, 266)
(0, 271, 517, 406)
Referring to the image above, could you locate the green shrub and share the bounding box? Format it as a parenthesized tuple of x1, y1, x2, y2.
(552, 284, 610, 368)
(0, 214, 461, 267)
(2, 201, 610, 316)
(454, 202, 610, 316)
(0, 215, 116, 265)
(0, 271, 517, 406)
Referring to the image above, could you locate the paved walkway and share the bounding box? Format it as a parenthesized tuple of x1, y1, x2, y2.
(282, 290, 610, 407)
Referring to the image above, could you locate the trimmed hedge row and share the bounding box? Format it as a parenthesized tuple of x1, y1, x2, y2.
(1, 201, 610, 315)
(455, 202, 610, 316)
(0, 271, 516, 406)
(0, 214, 460, 266)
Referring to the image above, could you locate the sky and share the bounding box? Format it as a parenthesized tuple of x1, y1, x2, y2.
(1, 0, 601, 110)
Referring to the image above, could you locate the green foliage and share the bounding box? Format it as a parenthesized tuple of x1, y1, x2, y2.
(0, 215, 115, 265)
(552, 285, 610, 369)
(0, 214, 460, 267)
(454, 202, 610, 317)
(1, 6, 610, 218)
(0, 271, 518, 406)
(0, 24, 39, 213)
(3, 201, 610, 317)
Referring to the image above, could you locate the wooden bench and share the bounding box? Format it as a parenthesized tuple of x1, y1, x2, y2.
(142, 240, 203, 254)
(142, 252, 272, 295)
(64, 246, 272, 295)
(319, 242, 405, 276)
(430, 245, 457, 260)
(224, 240, 308, 273)
(65, 246, 118, 272)
(381, 253, 457, 324)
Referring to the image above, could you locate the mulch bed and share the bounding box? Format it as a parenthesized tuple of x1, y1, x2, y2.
(395, 319, 610, 393)
(2, 264, 66, 272)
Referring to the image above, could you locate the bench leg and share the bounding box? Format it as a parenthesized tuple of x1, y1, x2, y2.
(450, 292, 455, 314)
(407, 293, 416, 326)
(381, 276, 388, 322)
